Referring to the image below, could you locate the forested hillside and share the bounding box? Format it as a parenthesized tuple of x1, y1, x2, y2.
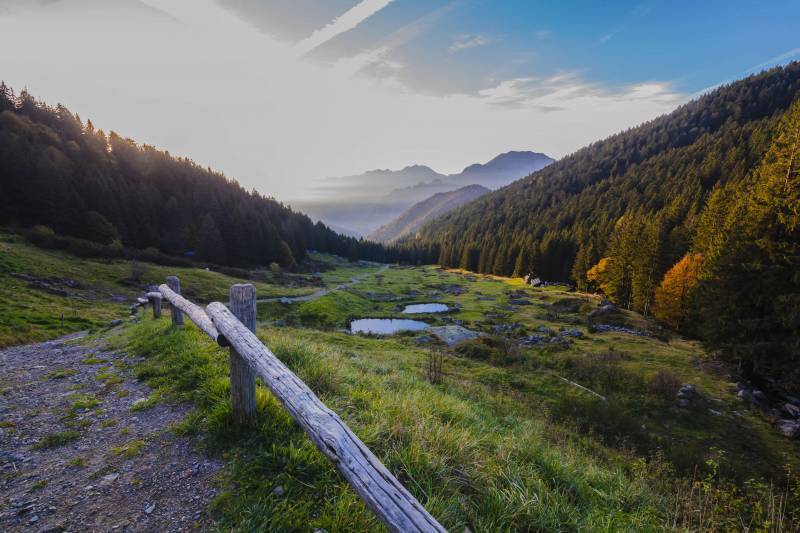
(0, 85, 383, 267)
(367, 184, 489, 243)
(395, 63, 800, 388)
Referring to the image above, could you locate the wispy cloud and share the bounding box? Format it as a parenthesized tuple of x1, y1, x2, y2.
(478, 73, 683, 110)
(448, 33, 492, 54)
(749, 47, 800, 73)
(294, 0, 394, 57)
(596, 0, 656, 45)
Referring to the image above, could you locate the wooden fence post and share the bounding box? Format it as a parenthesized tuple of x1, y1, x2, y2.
(166, 276, 184, 326)
(229, 284, 257, 425)
(147, 292, 162, 319)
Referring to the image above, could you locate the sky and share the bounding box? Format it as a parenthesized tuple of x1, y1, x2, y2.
(0, 0, 799, 201)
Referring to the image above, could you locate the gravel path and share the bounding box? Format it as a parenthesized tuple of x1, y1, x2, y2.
(0, 332, 222, 532)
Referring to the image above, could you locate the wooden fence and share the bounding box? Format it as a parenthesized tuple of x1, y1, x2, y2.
(144, 276, 446, 533)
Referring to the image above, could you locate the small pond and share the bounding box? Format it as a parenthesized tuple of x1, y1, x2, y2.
(350, 318, 430, 335)
(401, 303, 449, 314)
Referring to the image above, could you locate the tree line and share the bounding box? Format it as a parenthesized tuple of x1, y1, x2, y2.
(390, 63, 800, 389)
(0, 84, 387, 268)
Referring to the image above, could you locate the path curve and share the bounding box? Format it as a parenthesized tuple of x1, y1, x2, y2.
(258, 264, 390, 304)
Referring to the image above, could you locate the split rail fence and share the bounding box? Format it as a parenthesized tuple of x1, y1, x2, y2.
(135, 276, 445, 533)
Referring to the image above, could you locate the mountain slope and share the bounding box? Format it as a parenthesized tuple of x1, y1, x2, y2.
(367, 184, 490, 243)
(397, 63, 800, 283)
(0, 84, 384, 266)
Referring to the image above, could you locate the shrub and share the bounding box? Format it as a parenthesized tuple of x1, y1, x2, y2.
(564, 354, 644, 396)
(648, 369, 682, 402)
(130, 261, 149, 283)
(454, 336, 521, 366)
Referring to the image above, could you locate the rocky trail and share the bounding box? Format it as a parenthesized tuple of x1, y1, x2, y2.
(0, 332, 222, 532)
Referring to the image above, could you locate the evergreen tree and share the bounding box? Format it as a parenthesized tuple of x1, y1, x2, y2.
(196, 214, 226, 264)
(697, 99, 800, 386)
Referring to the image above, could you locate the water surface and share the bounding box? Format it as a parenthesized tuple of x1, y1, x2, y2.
(401, 303, 449, 314)
(350, 318, 429, 335)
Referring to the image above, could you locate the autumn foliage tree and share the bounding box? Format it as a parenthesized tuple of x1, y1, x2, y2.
(652, 253, 703, 330)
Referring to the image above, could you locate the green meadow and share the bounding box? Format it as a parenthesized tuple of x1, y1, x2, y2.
(2, 234, 798, 530)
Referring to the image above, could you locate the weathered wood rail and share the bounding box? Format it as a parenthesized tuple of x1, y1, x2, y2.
(157, 276, 446, 533)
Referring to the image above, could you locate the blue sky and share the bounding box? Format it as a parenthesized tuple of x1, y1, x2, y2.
(225, 0, 800, 96)
(1, 0, 798, 200)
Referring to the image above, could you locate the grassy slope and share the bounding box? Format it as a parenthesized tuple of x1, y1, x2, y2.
(271, 265, 798, 484)
(0, 233, 312, 347)
(3, 239, 798, 529)
(117, 319, 669, 531)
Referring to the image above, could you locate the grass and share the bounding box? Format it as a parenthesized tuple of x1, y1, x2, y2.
(34, 430, 81, 449)
(81, 356, 108, 365)
(69, 393, 101, 411)
(66, 456, 86, 468)
(45, 368, 78, 380)
(0, 232, 315, 348)
(118, 318, 675, 530)
(113, 439, 146, 459)
(30, 479, 48, 491)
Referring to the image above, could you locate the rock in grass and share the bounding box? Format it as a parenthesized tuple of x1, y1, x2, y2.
(776, 419, 800, 438)
(783, 403, 800, 418)
(427, 326, 481, 347)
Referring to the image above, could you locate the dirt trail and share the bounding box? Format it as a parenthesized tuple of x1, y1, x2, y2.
(0, 332, 221, 532)
(259, 263, 390, 303)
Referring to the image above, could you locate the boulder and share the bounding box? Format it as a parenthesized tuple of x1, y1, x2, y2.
(428, 326, 481, 347)
(776, 419, 800, 438)
(519, 334, 550, 346)
(559, 328, 584, 338)
(783, 403, 800, 418)
(751, 389, 769, 404)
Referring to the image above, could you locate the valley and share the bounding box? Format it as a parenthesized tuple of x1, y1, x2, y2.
(1, 232, 797, 530)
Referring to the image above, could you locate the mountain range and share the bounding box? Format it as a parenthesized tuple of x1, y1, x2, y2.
(293, 151, 553, 236)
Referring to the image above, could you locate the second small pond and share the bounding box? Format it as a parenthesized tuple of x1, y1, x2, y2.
(400, 303, 449, 314)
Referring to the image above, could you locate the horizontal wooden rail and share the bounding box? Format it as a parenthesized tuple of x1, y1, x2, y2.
(158, 284, 229, 347)
(206, 302, 446, 533)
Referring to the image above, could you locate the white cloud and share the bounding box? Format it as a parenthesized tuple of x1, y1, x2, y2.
(294, 0, 394, 57)
(448, 34, 491, 54)
(0, 0, 688, 202)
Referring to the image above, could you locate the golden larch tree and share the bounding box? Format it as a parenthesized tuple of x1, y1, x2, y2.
(652, 253, 703, 330)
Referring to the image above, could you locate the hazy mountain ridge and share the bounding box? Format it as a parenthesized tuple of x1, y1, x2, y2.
(367, 184, 490, 243)
(296, 151, 554, 236)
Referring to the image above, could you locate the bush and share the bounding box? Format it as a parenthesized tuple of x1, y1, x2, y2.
(648, 369, 682, 403)
(563, 353, 644, 396)
(130, 261, 149, 283)
(454, 336, 521, 366)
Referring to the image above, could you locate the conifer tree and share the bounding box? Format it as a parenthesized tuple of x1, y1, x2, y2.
(652, 253, 703, 330)
(697, 99, 800, 384)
